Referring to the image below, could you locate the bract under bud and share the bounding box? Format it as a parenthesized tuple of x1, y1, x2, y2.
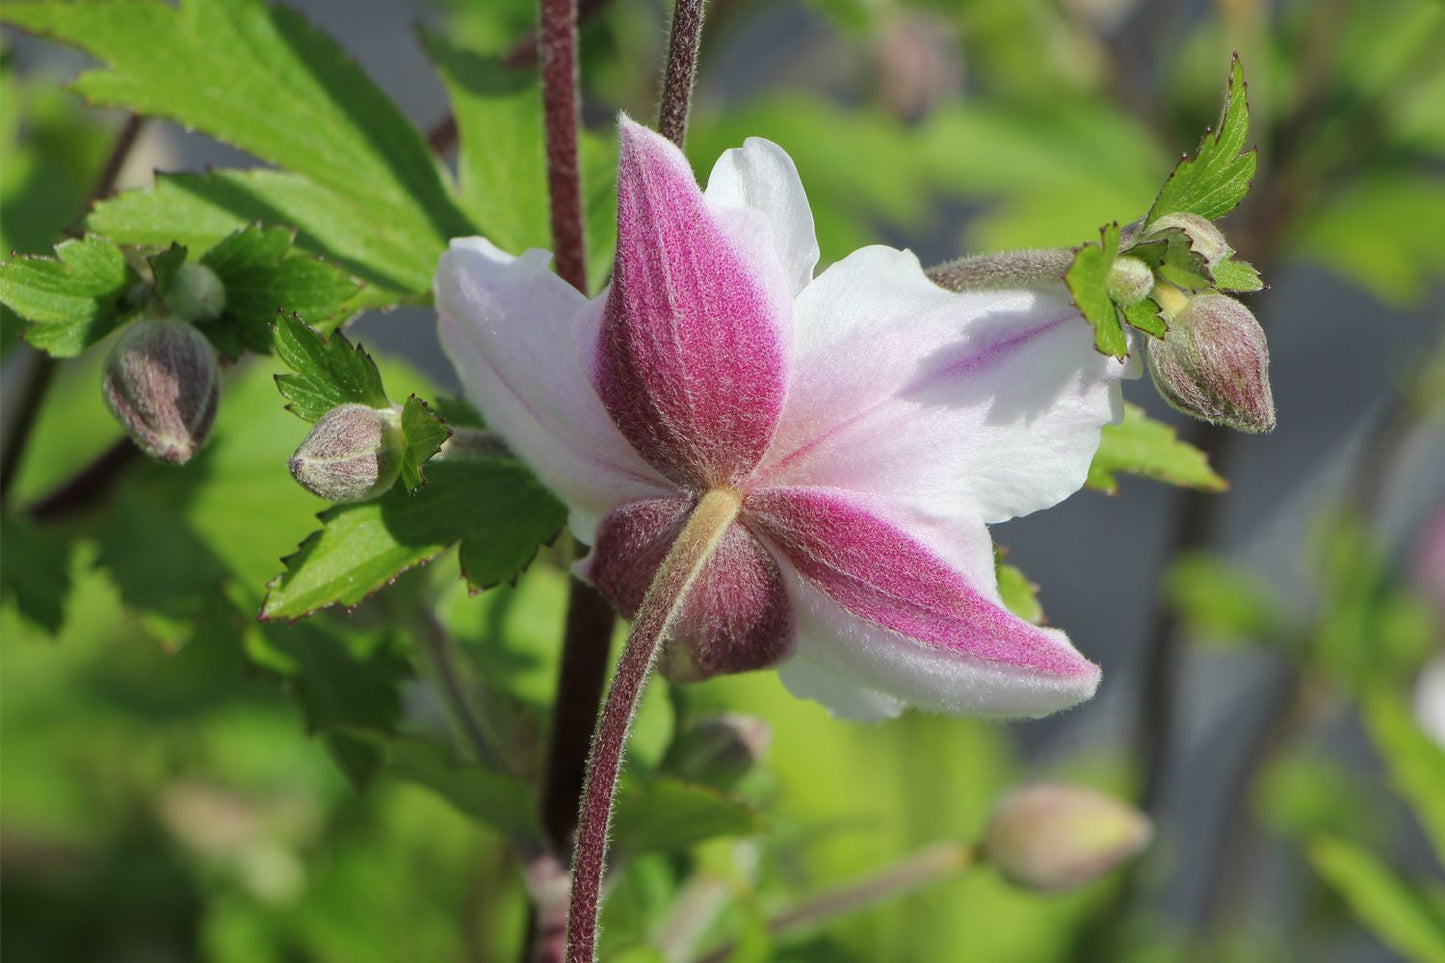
(1147, 212, 1231, 272)
(1107, 256, 1154, 306)
(163, 263, 227, 323)
(664, 714, 771, 789)
(288, 403, 403, 503)
(102, 318, 220, 465)
(982, 783, 1152, 892)
(1145, 292, 1275, 433)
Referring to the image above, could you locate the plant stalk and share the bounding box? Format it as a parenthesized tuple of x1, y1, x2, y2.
(926, 248, 1076, 292)
(657, 0, 708, 148)
(566, 489, 743, 962)
(539, 0, 588, 294)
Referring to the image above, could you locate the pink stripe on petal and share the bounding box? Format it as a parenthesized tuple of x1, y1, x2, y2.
(746, 486, 1096, 678)
(582, 497, 795, 682)
(596, 116, 790, 488)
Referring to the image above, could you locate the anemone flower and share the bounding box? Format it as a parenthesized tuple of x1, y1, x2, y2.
(436, 116, 1128, 721)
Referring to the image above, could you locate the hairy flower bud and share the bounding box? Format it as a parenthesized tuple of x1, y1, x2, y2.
(1107, 255, 1154, 306)
(982, 784, 1152, 892)
(1147, 212, 1231, 271)
(1146, 293, 1275, 433)
(163, 263, 227, 323)
(665, 714, 771, 789)
(102, 318, 220, 465)
(288, 403, 403, 503)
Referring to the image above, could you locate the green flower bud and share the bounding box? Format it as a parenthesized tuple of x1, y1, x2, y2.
(102, 318, 220, 465)
(163, 263, 227, 323)
(1146, 292, 1276, 433)
(1106, 255, 1154, 306)
(982, 784, 1152, 892)
(288, 403, 403, 503)
(1146, 212, 1232, 272)
(665, 714, 771, 789)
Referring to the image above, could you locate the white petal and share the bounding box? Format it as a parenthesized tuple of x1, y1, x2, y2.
(704, 137, 820, 297)
(435, 237, 672, 541)
(758, 245, 1127, 524)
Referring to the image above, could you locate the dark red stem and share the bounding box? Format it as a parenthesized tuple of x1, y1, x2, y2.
(657, 0, 707, 147)
(539, 0, 588, 293)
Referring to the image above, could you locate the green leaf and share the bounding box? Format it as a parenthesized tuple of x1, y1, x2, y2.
(1087, 404, 1228, 494)
(1130, 227, 1212, 292)
(1213, 257, 1264, 293)
(1066, 222, 1127, 359)
(1148, 55, 1256, 223)
(399, 395, 451, 493)
(272, 312, 389, 423)
(3, 0, 471, 244)
(1259, 755, 1381, 844)
(198, 225, 362, 356)
(88, 169, 437, 305)
(1120, 297, 1167, 338)
(611, 777, 761, 857)
(1308, 836, 1445, 963)
(996, 560, 1044, 625)
(0, 235, 141, 356)
(262, 459, 565, 620)
(1165, 551, 1285, 645)
(0, 518, 75, 634)
(1363, 690, 1445, 865)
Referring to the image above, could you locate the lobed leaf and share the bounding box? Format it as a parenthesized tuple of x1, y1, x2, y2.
(1147, 55, 1257, 223)
(272, 312, 389, 423)
(1087, 403, 1228, 494)
(1212, 257, 1264, 293)
(0, 234, 141, 356)
(1066, 222, 1127, 359)
(398, 395, 451, 494)
(611, 777, 761, 857)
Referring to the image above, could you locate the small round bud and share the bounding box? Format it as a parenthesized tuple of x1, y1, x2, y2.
(665, 714, 771, 789)
(1146, 212, 1231, 272)
(162, 263, 227, 323)
(1146, 293, 1276, 433)
(1107, 256, 1154, 306)
(288, 403, 403, 503)
(982, 784, 1152, 892)
(102, 318, 220, 465)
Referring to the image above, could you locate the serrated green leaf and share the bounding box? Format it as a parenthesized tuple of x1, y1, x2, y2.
(262, 459, 565, 620)
(1067, 222, 1127, 359)
(88, 169, 435, 305)
(612, 777, 761, 857)
(1121, 297, 1167, 338)
(1213, 257, 1264, 293)
(0, 235, 141, 356)
(1363, 690, 1445, 865)
(996, 561, 1043, 624)
(3, 0, 472, 244)
(399, 395, 451, 493)
(1148, 55, 1257, 223)
(146, 242, 187, 293)
(1165, 551, 1284, 644)
(1087, 403, 1228, 494)
(1308, 836, 1445, 963)
(272, 312, 389, 423)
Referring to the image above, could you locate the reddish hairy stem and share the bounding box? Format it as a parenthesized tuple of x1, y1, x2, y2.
(565, 490, 743, 962)
(657, 0, 707, 148)
(539, 0, 588, 293)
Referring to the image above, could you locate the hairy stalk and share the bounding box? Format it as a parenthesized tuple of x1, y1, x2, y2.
(926, 248, 1076, 292)
(657, 0, 707, 147)
(566, 490, 744, 963)
(693, 842, 974, 963)
(539, 0, 588, 293)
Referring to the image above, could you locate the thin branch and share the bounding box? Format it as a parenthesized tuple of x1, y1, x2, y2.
(566, 490, 743, 963)
(926, 248, 1076, 292)
(416, 612, 509, 774)
(539, 0, 588, 293)
(26, 439, 138, 522)
(657, 0, 708, 148)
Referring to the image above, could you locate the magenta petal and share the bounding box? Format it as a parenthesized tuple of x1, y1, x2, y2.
(582, 497, 794, 682)
(747, 487, 1096, 678)
(596, 116, 791, 488)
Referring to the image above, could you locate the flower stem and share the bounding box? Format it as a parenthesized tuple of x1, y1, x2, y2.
(926, 248, 1076, 292)
(539, 0, 588, 294)
(692, 842, 974, 963)
(566, 489, 743, 963)
(657, 0, 708, 148)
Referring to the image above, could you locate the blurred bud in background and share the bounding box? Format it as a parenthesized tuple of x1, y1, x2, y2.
(102, 317, 220, 465)
(664, 714, 771, 790)
(982, 783, 1152, 892)
(1146, 292, 1276, 433)
(872, 11, 962, 122)
(288, 402, 403, 503)
(162, 263, 227, 323)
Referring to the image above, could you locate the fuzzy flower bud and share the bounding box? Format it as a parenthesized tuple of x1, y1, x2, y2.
(982, 784, 1152, 892)
(1147, 212, 1231, 272)
(102, 318, 220, 465)
(1146, 293, 1275, 433)
(288, 403, 403, 503)
(163, 263, 227, 323)
(665, 714, 771, 789)
(1107, 255, 1154, 306)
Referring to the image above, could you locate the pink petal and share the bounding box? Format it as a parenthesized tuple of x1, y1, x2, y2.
(581, 497, 794, 682)
(747, 485, 1099, 718)
(436, 238, 673, 543)
(757, 246, 1126, 525)
(595, 116, 791, 489)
